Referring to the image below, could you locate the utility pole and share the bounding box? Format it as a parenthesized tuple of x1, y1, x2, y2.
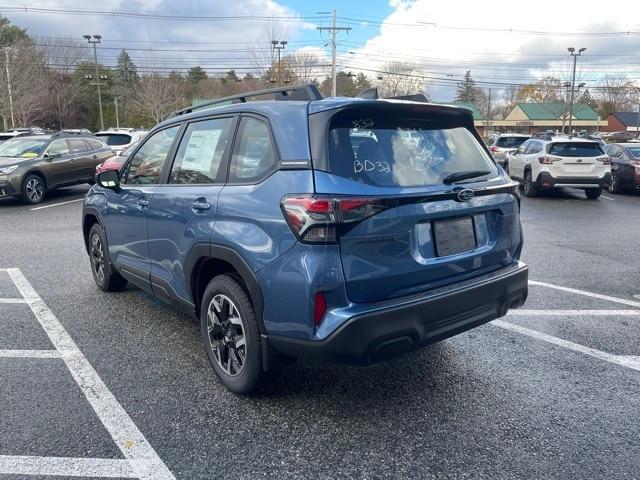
(485, 88, 492, 132)
(114, 96, 119, 128)
(271, 40, 287, 86)
(84, 34, 104, 131)
(4, 47, 15, 129)
(317, 9, 351, 97)
(636, 89, 640, 139)
(567, 47, 586, 137)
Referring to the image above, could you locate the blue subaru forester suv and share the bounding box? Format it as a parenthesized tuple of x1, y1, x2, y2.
(83, 85, 528, 394)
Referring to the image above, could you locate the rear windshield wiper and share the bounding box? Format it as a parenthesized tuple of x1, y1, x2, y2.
(442, 170, 490, 185)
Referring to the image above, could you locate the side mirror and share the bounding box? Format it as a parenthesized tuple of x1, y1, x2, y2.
(44, 152, 62, 160)
(96, 170, 120, 189)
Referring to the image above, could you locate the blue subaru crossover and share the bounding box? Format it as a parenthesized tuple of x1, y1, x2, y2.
(83, 85, 528, 394)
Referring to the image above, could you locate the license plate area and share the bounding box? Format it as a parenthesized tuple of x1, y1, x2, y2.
(433, 216, 477, 257)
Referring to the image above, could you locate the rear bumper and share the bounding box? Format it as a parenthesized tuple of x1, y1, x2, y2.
(269, 262, 528, 365)
(535, 171, 611, 189)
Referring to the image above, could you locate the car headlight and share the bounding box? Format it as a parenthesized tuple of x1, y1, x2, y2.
(0, 165, 18, 175)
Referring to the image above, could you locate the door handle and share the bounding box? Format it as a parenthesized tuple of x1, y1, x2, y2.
(93, 154, 98, 159)
(137, 198, 149, 208)
(191, 200, 211, 211)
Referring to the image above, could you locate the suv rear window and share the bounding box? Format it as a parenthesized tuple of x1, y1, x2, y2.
(95, 133, 132, 146)
(496, 136, 528, 148)
(328, 113, 496, 187)
(548, 142, 603, 157)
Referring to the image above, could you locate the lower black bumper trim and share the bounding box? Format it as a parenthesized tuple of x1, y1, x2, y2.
(269, 263, 529, 365)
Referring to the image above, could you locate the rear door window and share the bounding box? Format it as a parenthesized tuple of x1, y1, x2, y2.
(627, 146, 640, 159)
(496, 136, 528, 148)
(228, 117, 277, 183)
(328, 113, 496, 187)
(169, 118, 233, 184)
(548, 142, 603, 157)
(68, 138, 90, 153)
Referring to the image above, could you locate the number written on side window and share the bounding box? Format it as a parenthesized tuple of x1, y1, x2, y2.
(124, 126, 179, 185)
(170, 118, 233, 184)
(229, 118, 276, 183)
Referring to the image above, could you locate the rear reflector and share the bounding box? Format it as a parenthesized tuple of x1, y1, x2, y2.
(313, 291, 327, 327)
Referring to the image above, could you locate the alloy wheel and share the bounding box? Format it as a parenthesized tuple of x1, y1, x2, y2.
(90, 233, 105, 283)
(25, 178, 43, 202)
(206, 294, 246, 376)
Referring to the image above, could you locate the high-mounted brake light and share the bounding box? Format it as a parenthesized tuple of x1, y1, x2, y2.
(281, 195, 388, 243)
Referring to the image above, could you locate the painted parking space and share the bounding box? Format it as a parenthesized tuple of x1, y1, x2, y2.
(0, 268, 175, 480)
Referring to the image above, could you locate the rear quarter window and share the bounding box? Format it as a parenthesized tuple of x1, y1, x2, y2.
(548, 142, 604, 157)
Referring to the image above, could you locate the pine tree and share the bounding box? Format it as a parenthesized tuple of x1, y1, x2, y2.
(580, 88, 598, 112)
(113, 50, 139, 125)
(187, 66, 207, 83)
(455, 70, 479, 103)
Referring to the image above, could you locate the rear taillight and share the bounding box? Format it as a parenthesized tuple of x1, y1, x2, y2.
(600, 157, 612, 165)
(281, 195, 388, 243)
(538, 156, 559, 165)
(489, 146, 499, 153)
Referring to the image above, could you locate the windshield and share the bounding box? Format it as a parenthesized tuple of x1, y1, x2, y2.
(95, 133, 132, 146)
(328, 116, 496, 187)
(548, 142, 604, 157)
(0, 138, 48, 158)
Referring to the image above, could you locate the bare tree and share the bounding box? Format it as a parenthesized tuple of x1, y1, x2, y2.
(286, 49, 326, 84)
(132, 72, 184, 123)
(248, 20, 290, 82)
(0, 37, 50, 127)
(378, 62, 428, 98)
(597, 74, 635, 116)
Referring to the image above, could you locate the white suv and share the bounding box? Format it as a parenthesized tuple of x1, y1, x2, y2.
(506, 136, 611, 199)
(485, 133, 530, 167)
(94, 128, 148, 156)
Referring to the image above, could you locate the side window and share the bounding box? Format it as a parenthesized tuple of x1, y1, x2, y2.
(88, 139, 104, 150)
(229, 117, 277, 183)
(68, 138, 89, 153)
(123, 126, 180, 185)
(47, 140, 70, 156)
(169, 118, 233, 184)
(609, 146, 623, 158)
(515, 140, 529, 155)
(525, 141, 542, 155)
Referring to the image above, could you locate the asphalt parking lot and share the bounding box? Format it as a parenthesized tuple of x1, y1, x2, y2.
(1, 185, 640, 479)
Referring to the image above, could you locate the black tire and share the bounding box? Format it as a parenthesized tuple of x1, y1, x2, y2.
(88, 223, 127, 292)
(608, 172, 621, 194)
(585, 187, 602, 199)
(200, 274, 279, 394)
(21, 173, 46, 204)
(523, 169, 538, 198)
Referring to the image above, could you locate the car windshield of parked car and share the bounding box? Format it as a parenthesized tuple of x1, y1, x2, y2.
(329, 116, 496, 187)
(548, 142, 604, 157)
(0, 138, 48, 158)
(95, 133, 132, 146)
(496, 136, 528, 148)
(627, 146, 640, 159)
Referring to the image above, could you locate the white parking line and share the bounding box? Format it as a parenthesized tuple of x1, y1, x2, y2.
(529, 280, 640, 309)
(0, 349, 61, 358)
(0, 298, 27, 303)
(29, 197, 84, 211)
(509, 309, 640, 316)
(493, 320, 640, 372)
(0, 268, 175, 480)
(600, 195, 615, 201)
(0, 455, 138, 478)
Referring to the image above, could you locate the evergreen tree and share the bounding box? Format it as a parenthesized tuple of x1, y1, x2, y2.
(113, 50, 139, 125)
(455, 70, 480, 103)
(187, 66, 207, 83)
(0, 15, 30, 45)
(580, 88, 598, 112)
(354, 72, 371, 94)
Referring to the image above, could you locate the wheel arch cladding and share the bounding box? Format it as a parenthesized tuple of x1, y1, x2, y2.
(189, 245, 265, 332)
(82, 212, 100, 254)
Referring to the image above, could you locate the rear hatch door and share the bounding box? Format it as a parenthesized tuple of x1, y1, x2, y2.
(547, 141, 608, 178)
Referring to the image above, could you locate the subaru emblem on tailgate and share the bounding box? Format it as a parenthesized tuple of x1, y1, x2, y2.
(456, 189, 474, 202)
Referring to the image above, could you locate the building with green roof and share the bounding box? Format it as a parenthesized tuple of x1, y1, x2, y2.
(493, 102, 604, 134)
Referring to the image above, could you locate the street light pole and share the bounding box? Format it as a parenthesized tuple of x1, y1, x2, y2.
(84, 34, 104, 131)
(567, 47, 586, 137)
(271, 40, 286, 86)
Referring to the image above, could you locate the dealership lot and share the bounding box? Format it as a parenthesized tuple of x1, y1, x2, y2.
(1, 186, 640, 479)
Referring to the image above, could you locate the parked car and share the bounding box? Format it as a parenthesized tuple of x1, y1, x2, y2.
(94, 128, 148, 156)
(603, 143, 640, 193)
(0, 133, 112, 204)
(485, 133, 530, 167)
(506, 136, 611, 199)
(0, 127, 46, 143)
(62, 128, 93, 135)
(95, 141, 138, 175)
(83, 84, 528, 394)
(602, 131, 635, 143)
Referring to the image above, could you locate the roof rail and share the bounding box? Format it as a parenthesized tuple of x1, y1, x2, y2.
(171, 84, 324, 118)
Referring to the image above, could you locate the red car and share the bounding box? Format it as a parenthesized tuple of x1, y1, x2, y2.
(94, 141, 137, 176)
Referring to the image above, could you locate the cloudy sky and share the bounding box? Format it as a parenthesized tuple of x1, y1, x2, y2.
(1, 0, 639, 100)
